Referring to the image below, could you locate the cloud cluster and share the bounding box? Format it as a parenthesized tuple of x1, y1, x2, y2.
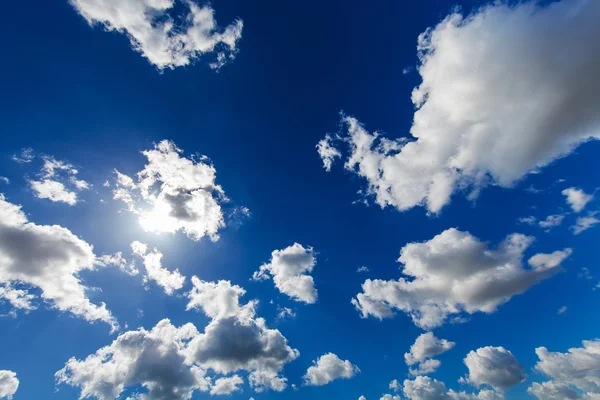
(352, 228, 572, 329)
(113, 140, 230, 241)
(405, 333, 455, 375)
(253, 243, 318, 304)
(27, 155, 90, 205)
(530, 339, 600, 398)
(572, 212, 600, 235)
(0, 370, 18, 400)
(0, 194, 117, 329)
(461, 347, 525, 391)
(70, 0, 243, 70)
(402, 376, 504, 400)
(303, 353, 359, 386)
(319, 0, 600, 213)
(131, 241, 185, 295)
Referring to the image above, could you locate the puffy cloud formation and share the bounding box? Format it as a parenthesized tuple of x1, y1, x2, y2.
(352, 228, 571, 329)
(131, 241, 185, 295)
(0, 370, 18, 399)
(562, 188, 594, 213)
(70, 0, 243, 70)
(186, 277, 299, 392)
(532, 339, 600, 398)
(209, 375, 243, 395)
(0, 194, 117, 329)
(405, 333, 455, 375)
(316, 135, 341, 172)
(28, 155, 89, 205)
(320, 0, 600, 213)
(0, 283, 36, 314)
(252, 243, 318, 304)
(461, 347, 525, 391)
(572, 212, 600, 235)
(380, 395, 401, 400)
(303, 353, 360, 386)
(403, 376, 504, 400)
(12, 148, 34, 164)
(538, 214, 565, 231)
(113, 140, 230, 241)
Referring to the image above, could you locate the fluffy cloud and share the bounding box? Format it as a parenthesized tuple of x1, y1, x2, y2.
(562, 188, 594, 213)
(70, 0, 243, 70)
(461, 347, 525, 391)
(28, 155, 90, 205)
(186, 277, 299, 392)
(403, 376, 504, 400)
(252, 243, 318, 304)
(209, 375, 243, 395)
(532, 339, 600, 397)
(303, 353, 359, 386)
(538, 214, 565, 231)
(0, 370, 18, 399)
(131, 241, 185, 295)
(572, 212, 600, 235)
(113, 140, 230, 241)
(352, 228, 571, 329)
(29, 180, 78, 205)
(320, 0, 600, 213)
(405, 333, 455, 375)
(316, 135, 341, 172)
(0, 194, 117, 329)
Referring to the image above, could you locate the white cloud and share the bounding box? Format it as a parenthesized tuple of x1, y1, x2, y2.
(321, 0, 600, 213)
(0, 370, 18, 400)
(381, 395, 401, 400)
(405, 332, 455, 376)
(303, 353, 359, 386)
(317, 134, 341, 172)
(572, 212, 600, 235)
(210, 375, 243, 395)
(29, 180, 78, 205)
(532, 339, 600, 397)
(0, 194, 117, 329)
(276, 306, 296, 320)
(403, 376, 504, 400)
(113, 140, 230, 241)
(517, 216, 536, 226)
(558, 306, 567, 315)
(70, 0, 243, 70)
(252, 243, 318, 304)
(357, 266, 370, 273)
(538, 214, 565, 231)
(461, 347, 525, 391)
(131, 241, 185, 295)
(0, 283, 36, 313)
(562, 187, 594, 213)
(528, 381, 582, 400)
(359, 396, 367, 400)
(352, 228, 571, 329)
(96, 252, 139, 276)
(389, 379, 401, 391)
(11, 148, 34, 164)
(28, 155, 90, 205)
(186, 278, 299, 392)
(0, 177, 9, 185)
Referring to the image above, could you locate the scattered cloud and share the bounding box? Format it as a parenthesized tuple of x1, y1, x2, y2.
(317, 134, 341, 172)
(403, 376, 504, 400)
(405, 332, 455, 375)
(352, 228, 571, 329)
(357, 266, 370, 273)
(528, 381, 581, 400)
(517, 216, 536, 226)
(461, 346, 525, 391)
(0, 194, 117, 329)
(252, 243, 318, 304)
(0, 370, 18, 400)
(131, 241, 185, 295)
(210, 375, 243, 396)
(557, 306, 567, 315)
(11, 148, 34, 164)
(276, 306, 296, 320)
(320, 0, 600, 213)
(303, 353, 359, 386)
(27, 155, 90, 205)
(539, 214, 565, 232)
(571, 212, 600, 235)
(0, 177, 9, 185)
(562, 187, 594, 213)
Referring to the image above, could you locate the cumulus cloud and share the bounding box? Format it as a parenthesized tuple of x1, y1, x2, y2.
(405, 333, 455, 375)
(572, 212, 600, 235)
(131, 241, 185, 295)
(562, 187, 594, 213)
(112, 140, 232, 241)
(210, 375, 243, 395)
(186, 277, 299, 392)
(320, 0, 600, 213)
(70, 0, 243, 70)
(317, 134, 341, 172)
(538, 214, 565, 231)
(0, 194, 117, 329)
(532, 339, 600, 398)
(27, 155, 90, 205)
(461, 347, 525, 391)
(0, 370, 18, 399)
(252, 243, 318, 304)
(403, 376, 504, 400)
(352, 228, 571, 329)
(303, 353, 359, 386)
(0, 283, 37, 314)
(380, 395, 401, 400)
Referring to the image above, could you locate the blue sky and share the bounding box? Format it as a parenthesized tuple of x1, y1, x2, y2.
(1, 0, 600, 399)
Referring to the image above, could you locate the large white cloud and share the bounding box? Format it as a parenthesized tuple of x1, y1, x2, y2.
(0, 194, 117, 330)
(113, 140, 231, 241)
(252, 243, 318, 304)
(70, 0, 243, 70)
(131, 241, 185, 295)
(27, 155, 90, 205)
(461, 346, 525, 391)
(402, 376, 504, 400)
(0, 371, 18, 400)
(531, 339, 600, 398)
(319, 0, 600, 213)
(352, 228, 571, 329)
(302, 353, 359, 386)
(405, 333, 455, 375)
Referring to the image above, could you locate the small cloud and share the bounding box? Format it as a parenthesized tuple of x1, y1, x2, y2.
(12, 147, 34, 163)
(356, 266, 370, 273)
(557, 306, 567, 315)
(0, 177, 9, 184)
(517, 216, 536, 225)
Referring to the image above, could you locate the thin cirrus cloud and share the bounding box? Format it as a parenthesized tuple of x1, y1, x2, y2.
(318, 0, 600, 214)
(352, 228, 572, 329)
(69, 0, 243, 70)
